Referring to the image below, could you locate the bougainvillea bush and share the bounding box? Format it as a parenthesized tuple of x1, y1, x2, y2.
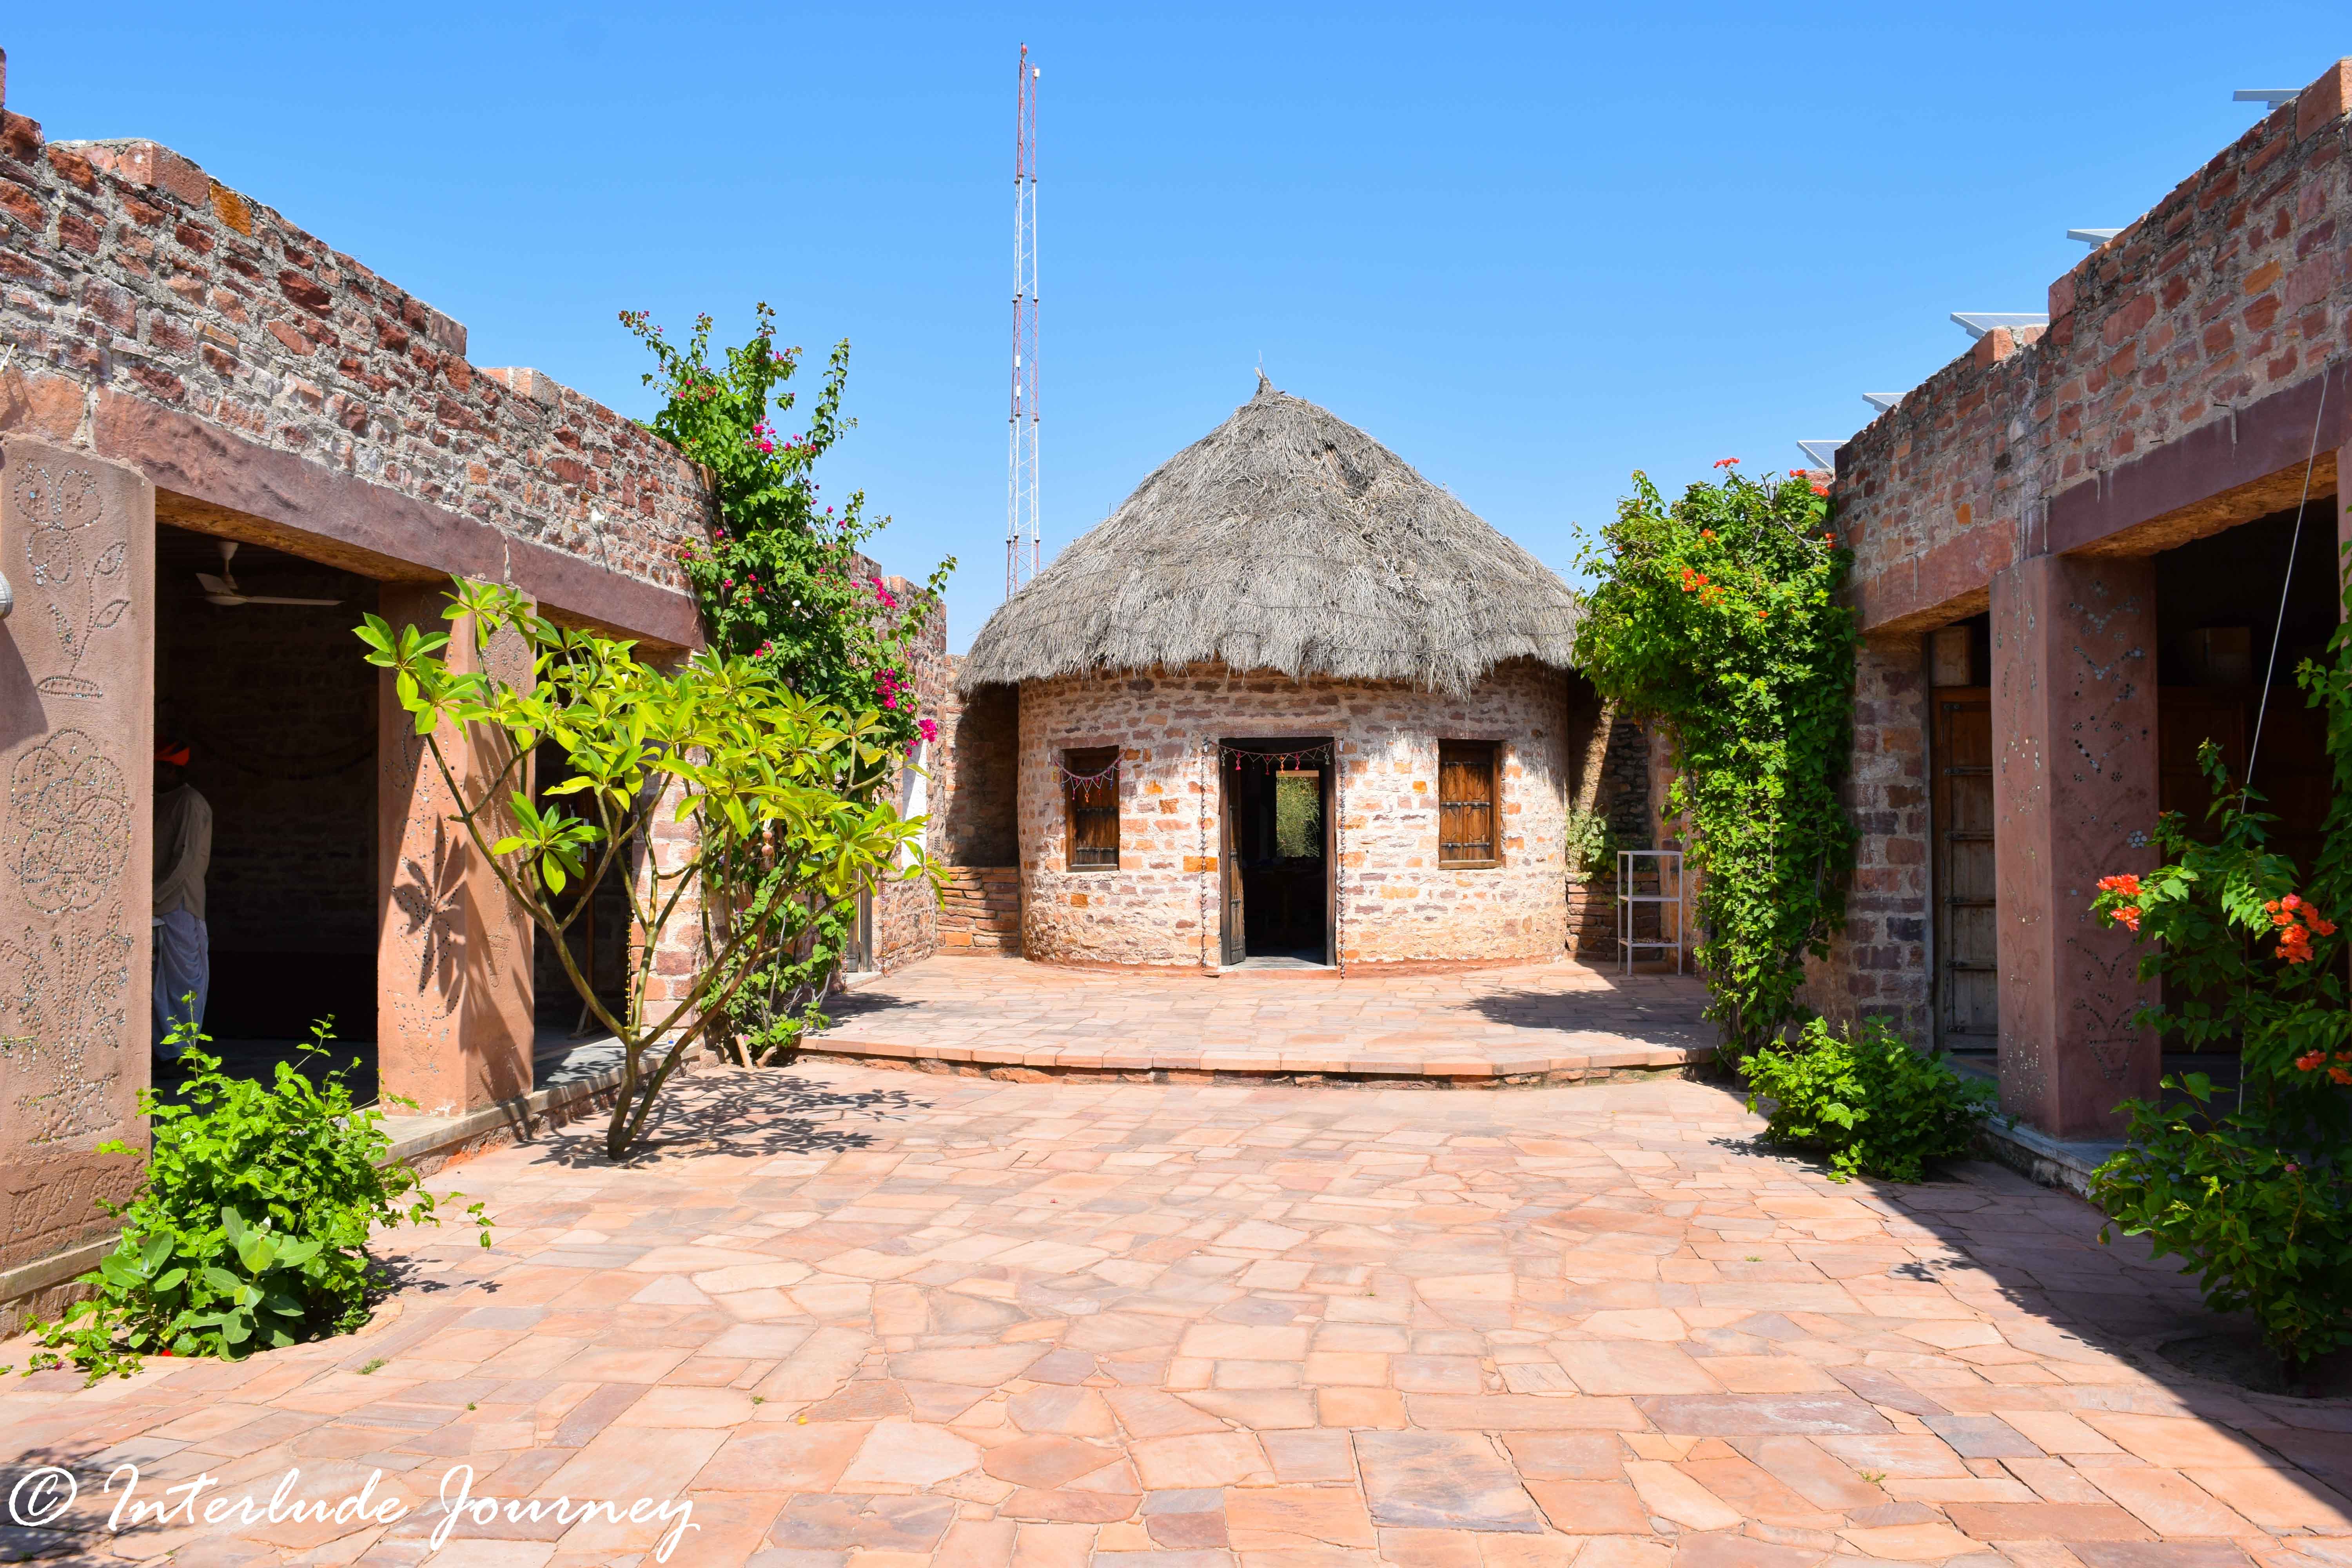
(622, 304, 950, 754)
(1573, 462, 1855, 1055)
(2090, 717, 2352, 1366)
(621, 306, 953, 1063)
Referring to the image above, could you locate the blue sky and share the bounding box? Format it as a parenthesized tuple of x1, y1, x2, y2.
(4, 4, 2341, 649)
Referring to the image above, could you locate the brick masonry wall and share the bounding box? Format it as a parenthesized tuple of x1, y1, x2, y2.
(1798, 634, 1931, 1041)
(1818, 61, 2352, 1047)
(1835, 62, 2352, 637)
(936, 669, 1019, 868)
(938, 867, 1022, 953)
(1565, 707, 1655, 958)
(1014, 660, 1570, 968)
(0, 105, 713, 612)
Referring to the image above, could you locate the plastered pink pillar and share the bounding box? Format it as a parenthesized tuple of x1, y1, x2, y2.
(1991, 553, 2160, 1139)
(376, 583, 534, 1116)
(0, 437, 153, 1284)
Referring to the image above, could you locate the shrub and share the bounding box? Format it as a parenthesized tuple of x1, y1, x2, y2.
(1740, 1016, 1997, 1182)
(2085, 729, 2352, 1367)
(1564, 805, 1616, 877)
(17, 1016, 487, 1384)
(1573, 463, 1856, 1054)
(2095, 1074, 2352, 1368)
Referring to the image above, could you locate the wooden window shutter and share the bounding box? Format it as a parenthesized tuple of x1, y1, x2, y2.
(1065, 747, 1120, 870)
(1438, 741, 1498, 867)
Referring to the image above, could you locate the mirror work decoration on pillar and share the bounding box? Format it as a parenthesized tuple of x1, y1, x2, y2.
(0, 434, 156, 1279)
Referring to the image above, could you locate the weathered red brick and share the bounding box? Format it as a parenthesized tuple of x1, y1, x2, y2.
(277, 268, 331, 314)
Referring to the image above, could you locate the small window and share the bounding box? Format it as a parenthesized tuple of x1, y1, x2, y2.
(1438, 741, 1498, 867)
(1063, 747, 1120, 870)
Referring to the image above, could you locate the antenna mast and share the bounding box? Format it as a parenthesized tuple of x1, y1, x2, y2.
(1006, 45, 1041, 597)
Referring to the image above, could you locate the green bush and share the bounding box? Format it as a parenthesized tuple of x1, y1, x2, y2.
(2094, 1074, 2352, 1367)
(18, 1015, 488, 1384)
(1573, 465, 1857, 1055)
(1740, 1016, 1997, 1182)
(1564, 806, 1616, 877)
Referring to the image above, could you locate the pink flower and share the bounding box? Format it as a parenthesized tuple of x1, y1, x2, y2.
(918, 717, 938, 742)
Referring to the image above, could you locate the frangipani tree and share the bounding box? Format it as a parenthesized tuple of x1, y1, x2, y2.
(359, 577, 932, 1159)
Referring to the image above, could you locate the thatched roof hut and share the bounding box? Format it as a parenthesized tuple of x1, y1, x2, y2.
(959, 376, 1581, 695)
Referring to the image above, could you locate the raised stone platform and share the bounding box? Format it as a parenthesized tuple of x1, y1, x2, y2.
(806, 953, 1715, 1086)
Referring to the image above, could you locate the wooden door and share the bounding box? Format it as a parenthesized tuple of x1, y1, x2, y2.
(1220, 758, 1245, 966)
(1933, 690, 1997, 1047)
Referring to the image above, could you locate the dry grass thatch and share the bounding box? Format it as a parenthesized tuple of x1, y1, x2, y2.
(958, 376, 1581, 695)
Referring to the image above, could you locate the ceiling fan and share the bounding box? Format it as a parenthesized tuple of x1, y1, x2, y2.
(196, 541, 341, 609)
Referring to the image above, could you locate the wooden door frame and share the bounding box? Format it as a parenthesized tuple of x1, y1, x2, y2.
(1214, 735, 1336, 968)
(1323, 753, 1338, 968)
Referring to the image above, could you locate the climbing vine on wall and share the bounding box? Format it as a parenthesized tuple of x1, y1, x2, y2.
(622, 305, 955, 1061)
(1574, 463, 1856, 1056)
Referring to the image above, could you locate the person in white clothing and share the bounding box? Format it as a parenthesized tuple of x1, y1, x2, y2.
(152, 740, 212, 1057)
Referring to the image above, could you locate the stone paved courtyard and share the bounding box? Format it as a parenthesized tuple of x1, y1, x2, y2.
(813, 956, 1714, 1081)
(7, 1064, 2352, 1567)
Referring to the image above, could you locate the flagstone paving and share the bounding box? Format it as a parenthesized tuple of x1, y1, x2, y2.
(812, 954, 1715, 1082)
(6, 1064, 2352, 1567)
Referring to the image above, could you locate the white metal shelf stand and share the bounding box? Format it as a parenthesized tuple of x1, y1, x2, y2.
(1617, 848, 1685, 975)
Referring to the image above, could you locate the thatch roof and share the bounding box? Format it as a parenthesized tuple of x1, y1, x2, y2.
(959, 376, 1581, 695)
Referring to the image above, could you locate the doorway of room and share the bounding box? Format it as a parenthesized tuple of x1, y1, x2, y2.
(152, 523, 377, 1099)
(1217, 737, 1335, 968)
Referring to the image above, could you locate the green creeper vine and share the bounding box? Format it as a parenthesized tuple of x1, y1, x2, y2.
(1574, 462, 1855, 1055)
(621, 305, 954, 1062)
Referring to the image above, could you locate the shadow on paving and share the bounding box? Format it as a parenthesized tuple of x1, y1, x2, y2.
(1465, 984, 1716, 1046)
(1688, 1078, 2336, 1440)
(820, 988, 923, 1025)
(530, 1071, 933, 1167)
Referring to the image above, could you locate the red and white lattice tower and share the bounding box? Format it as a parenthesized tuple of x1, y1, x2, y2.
(1006, 44, 1040, 597)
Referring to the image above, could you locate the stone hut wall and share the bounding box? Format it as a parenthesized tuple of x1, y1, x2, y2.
(1014, 659, 1570, 968)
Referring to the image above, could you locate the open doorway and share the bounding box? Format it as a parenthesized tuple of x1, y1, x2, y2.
(1218, 737, 1334, 968)
(1927, 613, 1995, 1066)
(153, 523, 377, 1098)
(2140, 501, 2340, 1103)
(530, 738, 633, 1085)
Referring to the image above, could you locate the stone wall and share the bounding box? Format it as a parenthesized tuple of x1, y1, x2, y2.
(1014, 660, 1570, 968)
(1815, 59, 2352, 1117)
(1835, 60, 2352, 637)
(938, 867, 1022, 953)
(937, 672, 1019, 868)
(0, 89, 709, 643)
(1564, 702, 1654, 958)
(1798, 634, 1931, 1040)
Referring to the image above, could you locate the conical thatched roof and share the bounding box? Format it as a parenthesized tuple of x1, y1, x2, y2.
(958, 377, 1581, 695)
